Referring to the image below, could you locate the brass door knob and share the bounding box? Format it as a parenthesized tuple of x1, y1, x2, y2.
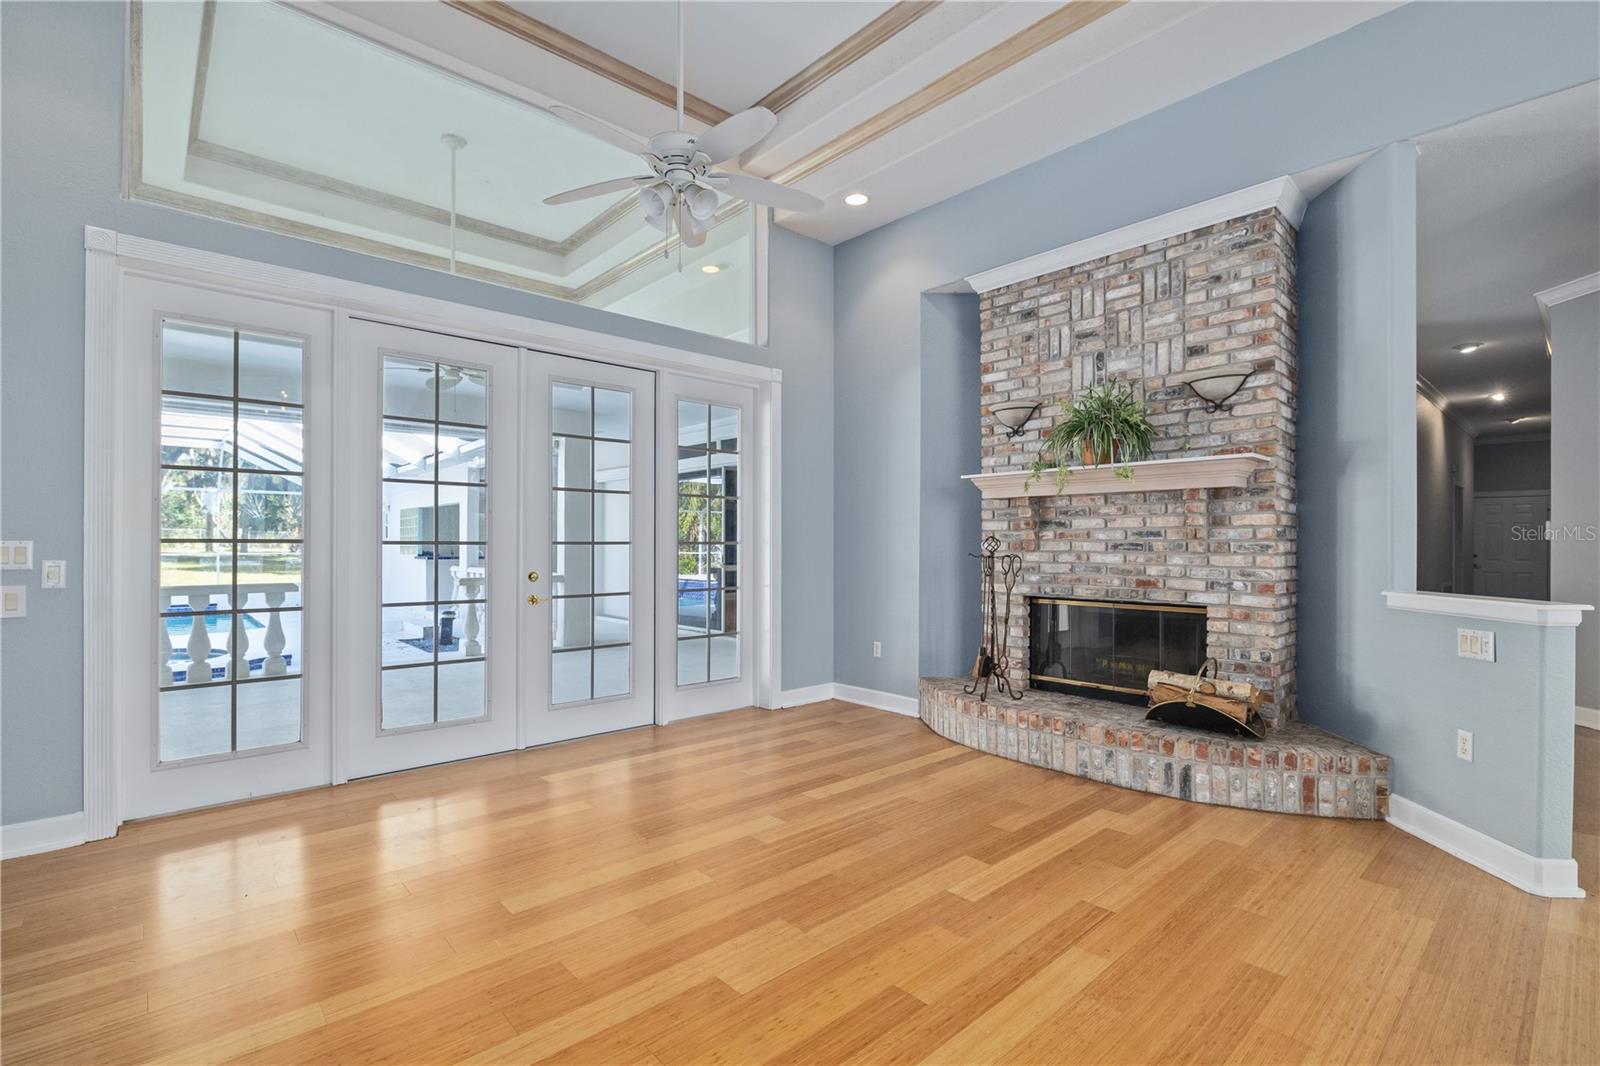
(527, 569, 539, 582)
(527, 594, 541, 606)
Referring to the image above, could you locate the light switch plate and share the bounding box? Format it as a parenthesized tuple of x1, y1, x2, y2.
(41, 560, 66, 589)
(0, 541, 33, 570)
(1457, 628, 1495, 662)
(2, 586, 25, 618)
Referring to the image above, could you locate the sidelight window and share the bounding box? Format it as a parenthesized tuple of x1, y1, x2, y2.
(675, 401, 741, 685)
(158, 322, 305, 762)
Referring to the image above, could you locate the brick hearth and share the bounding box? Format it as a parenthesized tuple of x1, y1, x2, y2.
(919, 678, 1389, 819)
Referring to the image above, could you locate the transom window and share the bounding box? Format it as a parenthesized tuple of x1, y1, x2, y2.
(158, 322, 305, 762)
(550, 383, 633, 704)
(676, 401, 740, 685)
(379, 356, 490, 729)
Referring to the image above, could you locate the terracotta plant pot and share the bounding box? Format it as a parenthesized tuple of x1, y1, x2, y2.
(1081, 441, 1117, 467)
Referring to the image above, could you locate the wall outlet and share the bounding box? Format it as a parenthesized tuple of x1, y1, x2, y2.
(41, 560, 66, 589)
(872, 641, 882, 658)
(1457, 729, 1474, 762)
(1, 586, 25, 618)
(0, 541, 32, 570)
(1457, 628, 1495, 662)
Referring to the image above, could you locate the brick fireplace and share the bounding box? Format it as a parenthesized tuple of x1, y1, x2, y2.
(918, 190, 1389, 820)
(978, 205, 1299, 723)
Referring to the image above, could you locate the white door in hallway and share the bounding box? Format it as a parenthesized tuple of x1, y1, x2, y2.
(337, 320, 521, 779)
(1473, 492, 1550, 599)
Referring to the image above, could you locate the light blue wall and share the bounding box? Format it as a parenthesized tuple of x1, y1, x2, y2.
(0, 0, 833, 825)
(917, 294, 981, 678)
(831, 0, 1600, 699)
(1549, 293, 1600, 712)
(1298, 144, 1576, 858)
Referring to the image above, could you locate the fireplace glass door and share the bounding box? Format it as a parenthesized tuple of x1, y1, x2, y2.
(1029, 599, 1206, 700)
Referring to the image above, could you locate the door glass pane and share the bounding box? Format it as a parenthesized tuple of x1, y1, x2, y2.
(380, 354, 492, 730)
(157, 323, 305, 762)
(551, 383, 632, 704)
(438, 661, 487, 721)
(238, 333, 305, 404)
(676, 400, 741, 686)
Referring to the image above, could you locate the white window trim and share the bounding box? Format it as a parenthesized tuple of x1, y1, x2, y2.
(83, 225, 783, 840)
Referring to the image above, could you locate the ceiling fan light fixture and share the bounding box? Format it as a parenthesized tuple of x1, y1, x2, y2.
(640, 182, 671, 222)
(684, 184, 719, 221)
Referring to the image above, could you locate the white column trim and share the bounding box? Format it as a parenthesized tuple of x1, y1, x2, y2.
(82, 225, 121, 843)
(755, 379, 783, 709)
(1387, 794, 1585, 899)
(1534, 271, 1600, 310)
(1382, 590, 1593, 627)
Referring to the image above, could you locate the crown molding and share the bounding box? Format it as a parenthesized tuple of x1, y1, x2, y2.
(965, 176, 1307, 295)
(440, 0, 730, 125)
(1534, 271, 1600, 311)
(769, 0, 1126, 189)
(754, 2, 940, 115)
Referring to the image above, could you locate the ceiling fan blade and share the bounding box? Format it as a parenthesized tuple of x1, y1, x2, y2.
(713, 171, 823, 213)
(542, 176, 651, 206)
(692, 107, 777, 164)
(547, 105, 650, 154)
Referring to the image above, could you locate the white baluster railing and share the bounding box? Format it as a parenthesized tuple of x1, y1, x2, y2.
(160, 582, 299, 684)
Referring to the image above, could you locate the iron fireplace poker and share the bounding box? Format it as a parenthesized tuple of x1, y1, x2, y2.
(966, 535, 1024, 702)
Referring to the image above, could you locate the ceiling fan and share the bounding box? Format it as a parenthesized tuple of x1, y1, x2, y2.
(541, 1, 822, 251)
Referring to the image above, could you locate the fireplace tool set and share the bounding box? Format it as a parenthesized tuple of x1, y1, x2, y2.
(966, 535, 1024, 702)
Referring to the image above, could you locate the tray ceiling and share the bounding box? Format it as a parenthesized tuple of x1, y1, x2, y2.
(319, 1, 1395, 244)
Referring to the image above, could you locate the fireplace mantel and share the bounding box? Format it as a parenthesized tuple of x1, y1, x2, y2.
(962, 452, 1271, 499)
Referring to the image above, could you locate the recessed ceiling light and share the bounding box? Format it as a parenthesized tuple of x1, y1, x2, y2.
(700, 264, 721, 275)
(1453, 342, 1484, 354)
(1490, 391, 1507, 403)
(843, 192, 870, 207)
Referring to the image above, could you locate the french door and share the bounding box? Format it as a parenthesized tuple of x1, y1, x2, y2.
(118, 279, 334, 819)
(522, 355, 656, 745)
(337, 322, 657, 778)
(119, 294, 667, 816)
(336, 321, 522, 779)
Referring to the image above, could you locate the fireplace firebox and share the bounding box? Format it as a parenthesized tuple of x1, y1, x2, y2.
(1028, 598, 1206, 704)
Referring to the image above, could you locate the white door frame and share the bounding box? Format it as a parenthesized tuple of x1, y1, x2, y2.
(83, 226, 782, 836)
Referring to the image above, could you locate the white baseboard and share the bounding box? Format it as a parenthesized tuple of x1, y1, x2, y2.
(1, 812, 88, 860)
(1577, 705, 1599, 732)
(777, 683, 837, 708)
(778, 682, 920, 717)
(831, 683, 919, 717)
(1387, 795, 1584, 899)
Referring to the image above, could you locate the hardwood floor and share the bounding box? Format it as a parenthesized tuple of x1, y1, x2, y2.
(2, 703, 1595, 1065)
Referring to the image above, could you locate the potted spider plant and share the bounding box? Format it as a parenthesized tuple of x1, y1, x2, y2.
(1029, 381, 1155, 487)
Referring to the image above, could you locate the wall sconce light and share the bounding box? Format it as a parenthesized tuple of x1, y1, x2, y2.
(990, 400, 1041, 438)
(1181, 369, 1251, 412)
